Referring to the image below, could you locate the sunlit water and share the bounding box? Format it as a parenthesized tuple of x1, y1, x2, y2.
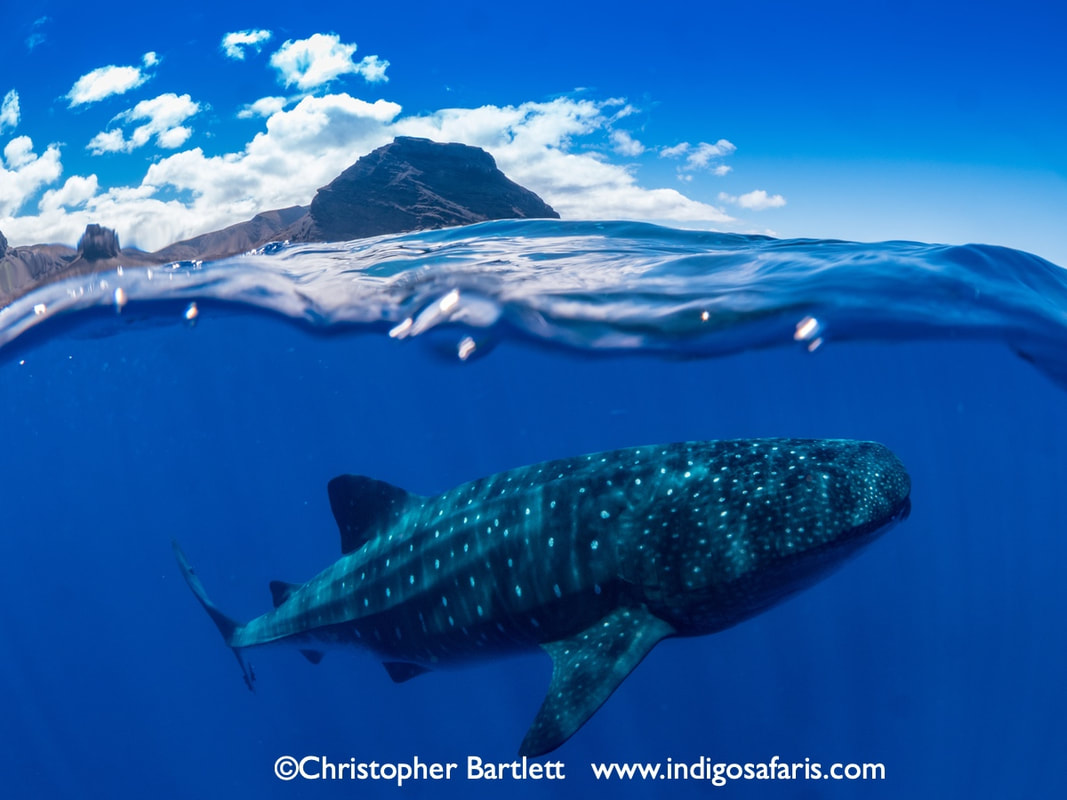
(1, 220, 1064, 798)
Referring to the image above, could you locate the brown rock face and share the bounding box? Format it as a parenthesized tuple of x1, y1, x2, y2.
(294, 136, 559, 242)
(153, 206, 307, 263)
(77, 225, 121, 261)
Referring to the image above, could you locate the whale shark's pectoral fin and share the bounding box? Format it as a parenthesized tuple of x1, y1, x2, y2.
(520, 605, 675, 757)
(328, 475, 422, 555)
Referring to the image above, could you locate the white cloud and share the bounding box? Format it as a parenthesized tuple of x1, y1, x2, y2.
(355, 55, 389, 83)
(5, 137, 39, 170)
(66, 53, 157, 107)
(155, 125, 193, 149)
(660, 139, 736, 177)
(1, 90, 19, 133)
(660, 142, 690, 159)
(270, 34, 389, 90)
(718, 189, 787, 210)
(86, 129, 127, 155)
(222, 29, 273, 60)
(39, 175, 100, 213)
(686, 140, 736, 168)
(5, 93, 736, 250)
(607, 102, 638, 122)
(87, 93, 201, 154)
(0, 136, 63, 216)
(237, 96, 289, 119)
(610, 130, 645, 157)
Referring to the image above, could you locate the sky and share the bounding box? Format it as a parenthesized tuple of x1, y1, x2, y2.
(1, 0, 1064, 265)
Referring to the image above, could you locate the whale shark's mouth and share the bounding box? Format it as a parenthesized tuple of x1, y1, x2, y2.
(892, 496, 912, 524)
(852, 494, 910, 545)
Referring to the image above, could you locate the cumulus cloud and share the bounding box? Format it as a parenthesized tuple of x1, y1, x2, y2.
(1, 90, 19, 133)
(355, 55, 389, 83)
(0, 136, 63, 217)
(66, 53, 157, 107)
(270, 33, 389, 89)
(686, 140, 736, 167)
(39, 175, 100, 213)
(5, 93, 736, 250)
(237, 96, 289, 119)
(87, 93, 201, 154)
(85, 129, 127, 155)
(4, 137, 39, 170)
(718, 189, 786, 210)
(660, 139, 736, 178)
(610, 130, 645, 157)
(221, 29, 273, 60)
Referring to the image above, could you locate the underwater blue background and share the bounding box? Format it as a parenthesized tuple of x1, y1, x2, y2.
(1, 224, 1066, 798)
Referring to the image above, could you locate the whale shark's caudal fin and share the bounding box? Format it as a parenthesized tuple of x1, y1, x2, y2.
(520, 605, 676, 757)
(172, 541, 256, 691)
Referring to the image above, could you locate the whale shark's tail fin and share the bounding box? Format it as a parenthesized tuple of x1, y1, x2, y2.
(172, 540, 256, 692)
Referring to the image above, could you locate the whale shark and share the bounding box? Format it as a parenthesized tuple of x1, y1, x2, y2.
(174, 437, 910, 756)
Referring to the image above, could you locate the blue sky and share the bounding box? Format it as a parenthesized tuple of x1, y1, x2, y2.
(1, 0, 1064, 265)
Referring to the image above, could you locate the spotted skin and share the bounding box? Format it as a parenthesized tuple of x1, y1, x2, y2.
(174, 438, 910, 756)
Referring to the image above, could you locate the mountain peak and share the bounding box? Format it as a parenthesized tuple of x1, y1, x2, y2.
(293, 137, 559, 242)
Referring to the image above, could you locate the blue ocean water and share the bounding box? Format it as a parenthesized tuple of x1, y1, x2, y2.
(1, 220, 1065, 798)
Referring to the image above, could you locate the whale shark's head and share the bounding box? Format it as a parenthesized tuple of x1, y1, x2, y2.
(631, 438, 911, 635)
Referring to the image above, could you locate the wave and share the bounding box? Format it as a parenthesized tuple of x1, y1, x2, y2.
(3, 219, 1066, 384)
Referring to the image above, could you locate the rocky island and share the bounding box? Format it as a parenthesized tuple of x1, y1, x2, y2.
(0, 137, 558, 306)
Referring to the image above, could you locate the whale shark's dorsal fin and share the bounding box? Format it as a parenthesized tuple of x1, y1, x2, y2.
(327, 475, 419, 555)
(520, 605, 676, 757)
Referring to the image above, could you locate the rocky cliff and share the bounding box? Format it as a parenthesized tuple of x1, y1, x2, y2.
(282, 136, 558, 242)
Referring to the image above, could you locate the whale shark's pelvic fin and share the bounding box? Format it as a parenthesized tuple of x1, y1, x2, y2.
(520, 605, 675, 757)
(172, 540, 256, 691)
(383, 661, 433, 683)
(327, 475, 421, 555)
